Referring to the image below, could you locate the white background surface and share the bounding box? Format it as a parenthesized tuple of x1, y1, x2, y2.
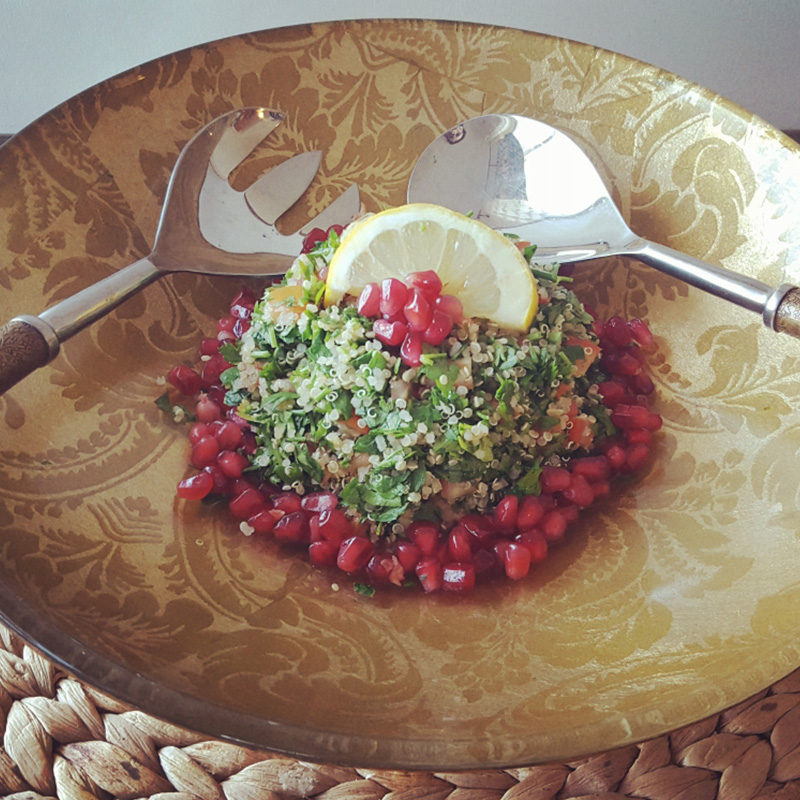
(1, 0, 799, 135)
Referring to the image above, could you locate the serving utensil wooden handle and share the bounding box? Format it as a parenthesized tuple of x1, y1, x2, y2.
(0, 316, 58, 395)
(775, 288, 800, 338)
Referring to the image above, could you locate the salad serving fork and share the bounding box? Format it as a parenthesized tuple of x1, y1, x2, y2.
(0, 107, 360, 395)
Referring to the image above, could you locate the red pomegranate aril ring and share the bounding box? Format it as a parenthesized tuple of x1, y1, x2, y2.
(248, 509, 278, 535)
(517, 495, 545, 530)
(493, 495, 518, 533)
(407, 269, 443, 301)
(309, 540, 338, 568)
(215, 420, 244, 450)
(433, 294, 464, 323)
(407, 522, 440, 555)
(195, 396, 222, 423)
(442, 562, 476, 593)
(191, 436, 220, 469)
(415, 556, 443, 593)
(217, 450, 249, 479)
(229, 488, 267, 520)
(168, 365, 202, 396)
(301, 227, 327, 253)
(628, 318, 657, 352)
(403, 288, 433, 332)
(357, 282, 381, 317)
(271, 491, 304, 514)
(395, 541, 422, 573)
(337, 536, 374, 573)
(422, 309, 453, 345)
(301, 491, 339, 513)
(373, 319, 407, 347)
(540, 466, 572, 494)
(274, 511, 311, 543)
(399, 329, 424, 367)
(603, 316, 633, 347)
(312, 508, 352, 545)
(177, 471, 214, 500)
(448, 525, 474, 561)
(504, 542, 532, 581)
(380, 278, 410, 318)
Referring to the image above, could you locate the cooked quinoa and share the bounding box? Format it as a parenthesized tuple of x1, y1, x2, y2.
(218, 232, 614, 532)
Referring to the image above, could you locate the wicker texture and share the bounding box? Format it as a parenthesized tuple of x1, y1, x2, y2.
(1, 627, 800, 799)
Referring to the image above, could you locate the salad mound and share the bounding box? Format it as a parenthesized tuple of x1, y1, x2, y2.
(162, 213, 661, 595)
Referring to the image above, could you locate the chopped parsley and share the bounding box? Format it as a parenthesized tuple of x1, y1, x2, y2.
(215, 234, 614, 532)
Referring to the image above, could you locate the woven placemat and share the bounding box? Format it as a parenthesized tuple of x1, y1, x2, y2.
(2, 626, 800, 800)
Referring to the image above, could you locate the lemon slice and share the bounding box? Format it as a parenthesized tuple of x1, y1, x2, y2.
(324, 203, 538, 331)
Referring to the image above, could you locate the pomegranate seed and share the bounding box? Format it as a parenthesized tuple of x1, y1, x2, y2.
(232, 319, 251, 339)
(217, 317, 236, 334)
(380, 278, 409, 318)
(625, 429, 652, 445)
(442, 562, 476, 593)
(603, 351, 642, 377)
(309, 539, 338, 568)
(168, 364, 202, 396)
(434, 294, 463, 324)
(415, 556, 443, 593)
(191, 435, 220, 469)
(624, 442, 650, 472)
(301, 491, 339, 513)
(541, 510, 568, 541)
(629, 318, 656, 352)
(598, 380, 625, 407)
(367, 554, 404, 586)
(562, 474, 594, 507)
(646, 412, 663, 431)
(248, 509, 278, 535)
(215, 420, 243, 450)
(229, 488, 267, 520)
(195, 396, 222, 423)
(301, 227, 327, 253)
(272, 492, 303, 513)
(395, 541, 421, 573)
(494, 539, 511, 563)
(230, 287, 257, 318)
(407, 522, 440, 555)
(603, 442, 627, 471)
(460, 514, 496, 548)
(403, 289, 433, 332)
(217, 450, 249, 479)
(337, 537, 374, 573)
(570, 456, 609, 482)
(473, 548, 498, 574)
(591, 480, 611, 500)
(407, 270, 442, 301)
(560, 504, 579, 524)
(400, 330, 424, 367)
(493, 495, 518, 533)
(448, 525, 473, 561)
(611, 404, 652, 430)
(357, 283, 381, 318)
(540, 465, 572, 494)
(603, 316, 633, 347)
(373, 319, 407, 347)
(177, 471, 214, 500)
(241, 429, 257, 455)
(311, 508, 352, 546)
(630, 373, 655, 395)
(203, 464, 232, 495)
(200, 337, 221, 356)
(516, 530, 548, 562)
(188, 422, 210, 445)
(274, 511, 310, 543)
(517, 495, 545, 531)
(422, 309, 454, 345)
(504, 542, 531, 581)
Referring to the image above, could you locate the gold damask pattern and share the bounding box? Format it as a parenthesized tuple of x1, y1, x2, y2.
(1, 19, 799, 769)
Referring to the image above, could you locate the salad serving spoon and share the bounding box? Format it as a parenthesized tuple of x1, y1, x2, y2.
(407, 113, 800, 341)
(0, 106, 360, 395)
